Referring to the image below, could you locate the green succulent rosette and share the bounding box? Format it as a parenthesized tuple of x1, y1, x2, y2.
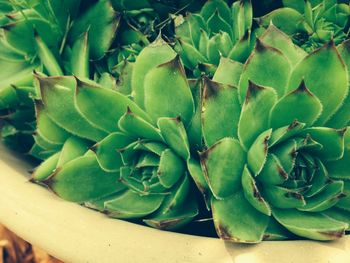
(174, 0, 255, 77)
(199, 25, 350, 242)
(258, 0, 350, 52)
(31, 39, 202, 230)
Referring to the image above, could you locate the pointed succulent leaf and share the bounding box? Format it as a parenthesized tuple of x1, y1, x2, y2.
(273, 209, 348, 240)
(38, 76, 107, 141)
(202, 78, 240, 146)
(56, 137, 91, 168)
(269, 80, 322, 129)
(69, 0, 120, 60)
(288, 41, 348, 125)
(132, 38, 176, 108)
(75, 78, 150, 133)
(35, 100, 70, 145)
(326, 40, 350, 128)
(263, 218, 294, 240)
(105, 190, 164, 219)
(118, 109, 163, 142)
(70, 31, 89, 78)
(259, 24, 307, 66)
(212, 191, 269, 243)
(238, 39, 292, 102)
(270, 140, 297, 174)
(157, 149, 185, 189)
(93, 132, 134, 172)
(300, 127, 346, 161)
(258, 154, 288, 185)
(201, 0, 232, 23)
(238, 82, 277, 150)
(157, 117, 190, 160)
(200, 138, 246, 199)
(32, 152, 60, 182)
(269, 121, 305, 147)
(241, 166, 271, 216)
(44, 154, 125, 202)
(323, 207, 350, 228)
(187, 158, 210, 207)
(213, 57, 243, 87)
(143, 56, 195, 126)
(247, 129, 272, 175)
(263, 185, 306, 209)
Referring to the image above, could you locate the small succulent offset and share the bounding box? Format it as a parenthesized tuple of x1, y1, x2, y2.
(31, 39, 201, 230)
(174, 0, 255, 77)
(258, 0, 350, 52)
(200, 25, 350, 242)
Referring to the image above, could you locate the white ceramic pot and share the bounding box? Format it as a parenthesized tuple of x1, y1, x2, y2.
(0, 144, 349, 263)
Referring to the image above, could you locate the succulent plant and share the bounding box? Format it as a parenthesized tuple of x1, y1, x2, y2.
(258, 0, 350, 52)
(174, 0, 256, 77)
(199, 25, 350, 242)
(31, 39, 204, 230)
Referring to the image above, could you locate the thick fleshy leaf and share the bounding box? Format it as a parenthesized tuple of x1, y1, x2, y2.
(269, 81, 322, 128)
(263, 185, 306, 209)
(301, 127, 346, 161)
(75, 78, 150, 133)
(32, 152, 60, 182)
(299, 181, 344, 212)
(271, 139, 297, 174)
(263, 218, 294, 241)
(157, 149, 185, 189)
(200, 138, 246, 199)
(259, 24, 306, 66)
(105, 190, 164, 219)
(287, 41, 348, 125)
(38, 76, 107, 141)
(273, 209, 348, 240)
(241, 166, 271, 216)
(247, 129, 272, 175)
(238, 82, 277, 150)
(157, 117, 190, 160)
(118, 109, 163, 141)
(70, 31, 89, 78)
(269, 121, 305, 147)
(45, 154, 124, 202)
(132, 38, 176, 108)
(258, 154, 288, 185)
(69, 0, 120, 59)
(56, 137, 91, 168)
(202, 78, 240, 146)
(35, 100, 70, 145)
(92, 132, 134, 172)
(238, 39, 292, 103)
(326, 40, 350, 128)
(212, 191, 269, 243)
(323, 207, 350, 229)
(143, 56, 194, 126)
(213, 57, 243, 87)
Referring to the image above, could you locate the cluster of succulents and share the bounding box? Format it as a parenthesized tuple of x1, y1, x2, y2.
(0, 0, 349, 243)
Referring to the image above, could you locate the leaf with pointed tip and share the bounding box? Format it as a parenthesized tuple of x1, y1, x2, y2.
(212, 191, 269, 243)
(118, 110, 163, 142)
(238, 82, 277, 150)
(69, 0, 120, 60)
(323, 207, 350, 229)
(35, 100, 70, 145)
(200, 138, 246, 199)
(326, 40, 350, 128)
(273, 209, 348, 240)
(93, 132, 134, 172)
(157, 149, 185, 189)
(241, 166, 271, 216)
(269, 81, 322, 129)
(75, 79, 150, 133)
(70, 31, 89, 78)
(39, 76, 107, 141)
(157, 117, 190, 160)
(270, 140, 297, 174)
(247, 129, 272, 175)
(263, 185, 306, 209)
(144, 56, 194, 126)
(32, 152, 60, 182)
(238, 40, 292, 103)
(259, 24, 306, 66)
(263, 218, 294, 241)
(202, 79, 240, 146)
(56, 136, 91, 168)
(132, 38, 176, 108)
(213, 57, 243, 87)
(105, 190, 164, 219)
(258, 154, 288, 185)
(46, 154, 124, 202)
(287, 42, 348, 125)
(300, 127, 346, 161)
